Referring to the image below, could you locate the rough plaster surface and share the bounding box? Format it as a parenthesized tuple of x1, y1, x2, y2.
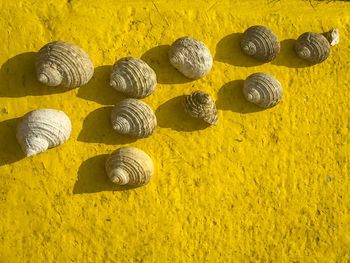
(0, 0, 349, 262)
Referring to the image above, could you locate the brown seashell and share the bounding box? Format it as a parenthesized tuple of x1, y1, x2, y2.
(295, 28, 339, 64)
(111, 99, 157, 138)
(183, 91, 218, 125)
(110, 57, 157, 98)
(241, 25, 280, 62)
(169, 37, 213, 79)
(106, 147, 154, 186)
(36, 41, 94, 88)
(243, 73, 283, 108)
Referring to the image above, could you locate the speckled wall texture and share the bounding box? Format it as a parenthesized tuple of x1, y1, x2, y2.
(0, 0, 349, 262)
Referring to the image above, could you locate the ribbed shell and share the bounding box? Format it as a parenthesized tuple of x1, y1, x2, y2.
(243, 73, 283, 108)
(110, 57, 157, 98)
(183, 91, 218, 125)
(295, 32, 331, 64)
(241, 26, 280, 62)
(111, 99, 157, 138)
(169, 37, 213, 79)
(16, 109, 72, 157)
(105, 147, 154, 186)
(36, 41, 94, 88)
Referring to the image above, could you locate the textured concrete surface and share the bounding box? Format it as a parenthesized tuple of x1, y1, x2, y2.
(0, 0, 349, 262)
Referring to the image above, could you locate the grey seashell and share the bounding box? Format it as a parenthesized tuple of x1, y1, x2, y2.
(105, 147, 154, 186)
(16, 109, 72, 157)
(110, 57, 157, 98)
(36, 41, 94, 88)
(295, 28, 339, 64)
(169, 36, 213, 79)
(243, 73, 283, 108)
(111, 99, 157, 138)
(241, 25, 280, 62)
(183, 91, 218, 125)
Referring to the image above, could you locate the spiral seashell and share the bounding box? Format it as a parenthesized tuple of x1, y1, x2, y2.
(16, 109, 72, 157)
(183, 91, 218, 125)
(241, 25, 280, 62)
(36, 41, 94, 88)
(111, 99, 157, 138)
(243, 73, 283, 108)
(105, 147, 154, 186)
(169, 36, 213, 79)
(110, 57, 157, 98)
(295, 28, 339, 64)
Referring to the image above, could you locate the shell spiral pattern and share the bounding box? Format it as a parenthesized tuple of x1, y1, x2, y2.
(110, 57, 157, 98)
(295, 29, 339, 64)
(36, 41, 94, 88)
(169, 37, 213, 79)
(183, 91, 218, 125)
(243, 73, 283, 108)
(241, 25, 280, 62)
(105, 147, 154, 186)
(16, 109, 72, 157)
(111, 99, 157, 138)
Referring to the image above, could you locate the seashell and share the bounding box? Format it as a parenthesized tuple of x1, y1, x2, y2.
(295, 28, 339, 64)
(241, 25, 280, 62)
(243, 73, 283, 108)
(111, 98, 157, 138)
(106, 147, 154, 186)
(183, 91, 218, 125)
(16, 109, 72, 157)
(110, 57, 157, 98)
(36, 41, 94, 88)
(169, 36, 213, 79)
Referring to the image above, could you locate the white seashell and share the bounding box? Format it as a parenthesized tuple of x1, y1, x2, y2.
(36, 41, 94, 88)
(105, 147, 154, 186)
(110, 57, 157, 98)
(111, 99, 157, 138)
(169, 36, 213, 79)
(16, 109, 72, 157)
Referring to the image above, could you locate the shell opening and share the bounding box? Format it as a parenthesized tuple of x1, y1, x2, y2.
(110, 74, 127, 91)
(113, 116, 131, 134)
(242, 41, 257, 55)
(110, 167, 130, 185)
(36, 65, 63, 86)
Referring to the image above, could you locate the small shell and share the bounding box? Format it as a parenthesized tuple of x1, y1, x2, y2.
(169, 37, 213, 79)
(106, 147, 154, 186)
(110, 57, 157, 98)
(111, 99, 157, 138)
(295, 29, 339, 64)
(36, 41, 94, 88)
(241, 25, 280, 62)
(16, 109, 72, 157)
(183, 91, 218, 125)
(243, 73, 283, 108)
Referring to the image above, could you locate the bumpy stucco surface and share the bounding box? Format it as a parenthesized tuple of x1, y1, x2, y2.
(0, 0, 349, 262)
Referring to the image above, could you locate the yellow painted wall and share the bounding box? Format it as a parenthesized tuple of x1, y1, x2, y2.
(0, 0, 349, 262)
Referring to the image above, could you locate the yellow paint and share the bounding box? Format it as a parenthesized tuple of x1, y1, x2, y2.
(0, 0, 349, 261)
